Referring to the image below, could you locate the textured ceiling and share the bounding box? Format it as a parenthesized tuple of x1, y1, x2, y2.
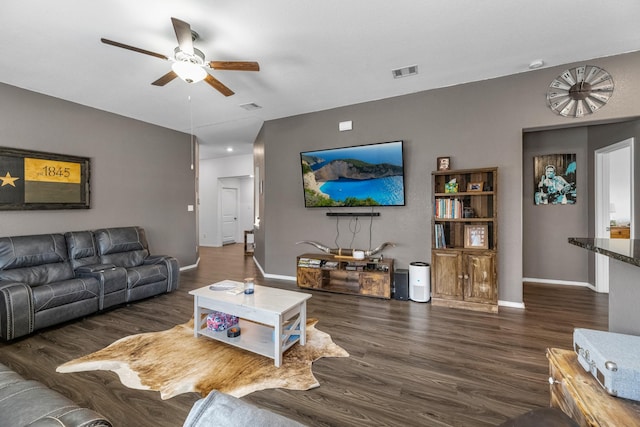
(2, 1, 639, 159)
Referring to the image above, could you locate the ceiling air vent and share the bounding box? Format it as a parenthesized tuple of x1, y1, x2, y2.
(392, 65, 418, 79)
(239, 102, 262, 111)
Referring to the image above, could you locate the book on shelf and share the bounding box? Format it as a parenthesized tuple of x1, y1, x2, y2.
(434, 223, 447, 248)
(434, 198, 463, 219)
(297, 257, 322, 268)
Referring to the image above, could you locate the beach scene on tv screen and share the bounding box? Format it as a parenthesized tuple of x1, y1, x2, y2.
(300, 141, 405, 207)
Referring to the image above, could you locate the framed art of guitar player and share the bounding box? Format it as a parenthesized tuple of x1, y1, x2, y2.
(534, 153, 576, 205)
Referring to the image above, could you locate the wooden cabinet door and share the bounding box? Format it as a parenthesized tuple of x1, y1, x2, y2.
(463, 251, 496, 304)
(297, 268, 324, 289)
(431, 250, 462, 300)
(359, 273, 390, 298)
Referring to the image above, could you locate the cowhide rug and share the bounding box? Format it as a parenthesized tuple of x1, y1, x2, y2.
(57, 318, 348, 399)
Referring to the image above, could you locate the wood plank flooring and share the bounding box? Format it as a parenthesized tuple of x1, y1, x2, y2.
(0, 244, 608, 426)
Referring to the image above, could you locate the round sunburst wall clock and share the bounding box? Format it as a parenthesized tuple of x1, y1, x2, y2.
(546, 65, 614, 118)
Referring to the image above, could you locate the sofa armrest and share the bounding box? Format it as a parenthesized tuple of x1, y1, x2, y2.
(0, 362, 113, 427)
(144, 255, 180, 292)
(74, 265, 127, 310)
(75, 264, 116, 274)
(27, 408, 113, 427)
(183, 390, 306, 427)
(0, 282, 34, 340)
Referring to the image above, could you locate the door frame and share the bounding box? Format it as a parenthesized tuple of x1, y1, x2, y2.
(220, 186, 239, 245)
(594, 137, 635, 293)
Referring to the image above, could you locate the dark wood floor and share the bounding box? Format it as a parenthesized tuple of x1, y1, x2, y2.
(0, 244, 608, 426)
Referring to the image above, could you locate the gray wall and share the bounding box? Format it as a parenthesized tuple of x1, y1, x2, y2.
(253, 128, 266, 270)
(199, 154, 253, 247)
(522, 127, 590, 283)
(588, 120, 640, 240)
(583, 120, 640, 284)
(523, 121, 640, 286)
(0, 83, 198, 267)
(256, 50, 640, 305)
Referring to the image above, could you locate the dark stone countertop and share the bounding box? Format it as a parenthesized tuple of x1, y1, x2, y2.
(568, 238, 640, 268)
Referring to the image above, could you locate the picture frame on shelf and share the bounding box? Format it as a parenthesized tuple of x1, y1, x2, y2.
(467, 182, 484, 192)
(464, 224, 488, 249)
(437, 156, 450, 171)
(444, 181, 458, 193)
(463, 207, 475, 218)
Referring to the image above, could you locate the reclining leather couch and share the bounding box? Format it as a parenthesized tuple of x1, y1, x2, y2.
(0, 226, 179, 341)
(0, 361, 112, 426)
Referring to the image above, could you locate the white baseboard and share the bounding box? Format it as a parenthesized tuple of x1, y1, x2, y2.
(523, 277, 594, 291)
(498, 300, 525, 309)
(180, 257, 200, 271)
(263, 273, 296, 281)
(243, 261, 567, 307)
(255, 259, 532, 307)
(253, 257, 296, 281)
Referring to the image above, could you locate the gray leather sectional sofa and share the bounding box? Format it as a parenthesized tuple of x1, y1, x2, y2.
(0, 226, 179, 341)
(0, 361, 303, 427)
(0, 361, 112, 426)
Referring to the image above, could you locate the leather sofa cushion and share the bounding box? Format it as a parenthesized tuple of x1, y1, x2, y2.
(0, 366, 24, 385)
(94, 227, 150, 268)
(31, 277, 100, 312)
(0, 234, 68, 270)
(127, 264, 167, 288)
(0, 362, 112, 426)
(65, 231, 99, 269)
(0, 262, 74, 286)
(101, 251, 147, 268)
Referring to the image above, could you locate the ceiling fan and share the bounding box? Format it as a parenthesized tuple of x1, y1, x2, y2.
(101, 17, 259, 97)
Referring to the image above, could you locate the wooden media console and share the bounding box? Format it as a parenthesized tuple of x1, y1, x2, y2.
(296, 253, 393, 299)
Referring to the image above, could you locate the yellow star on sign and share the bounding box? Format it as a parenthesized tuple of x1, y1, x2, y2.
(0, 172, 19, 187)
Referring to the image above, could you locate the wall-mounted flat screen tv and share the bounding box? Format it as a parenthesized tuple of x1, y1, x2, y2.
(300, 140, 405, 208)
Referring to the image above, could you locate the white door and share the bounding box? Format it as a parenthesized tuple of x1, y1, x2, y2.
(594, 138, 634, 293)
(221, 187, 238, 245)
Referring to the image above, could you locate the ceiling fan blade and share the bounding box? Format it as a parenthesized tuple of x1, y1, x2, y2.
(151, 71, 178, 86)
(204, 74, 234, 97)
(209, 61, 260, 72)
(101, 38, 168, 60)
(171, 17, 194, 55)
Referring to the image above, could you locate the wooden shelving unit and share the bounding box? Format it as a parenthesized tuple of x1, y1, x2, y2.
(296, 253, 393, 299)
(431, 167, 498, 313)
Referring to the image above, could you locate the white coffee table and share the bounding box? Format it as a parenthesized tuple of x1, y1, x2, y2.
(189, 281, 312, 367)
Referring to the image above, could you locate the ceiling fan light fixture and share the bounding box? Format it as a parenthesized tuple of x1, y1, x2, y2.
(171, 61, 207, 83)
(101, 18, 259, 95)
